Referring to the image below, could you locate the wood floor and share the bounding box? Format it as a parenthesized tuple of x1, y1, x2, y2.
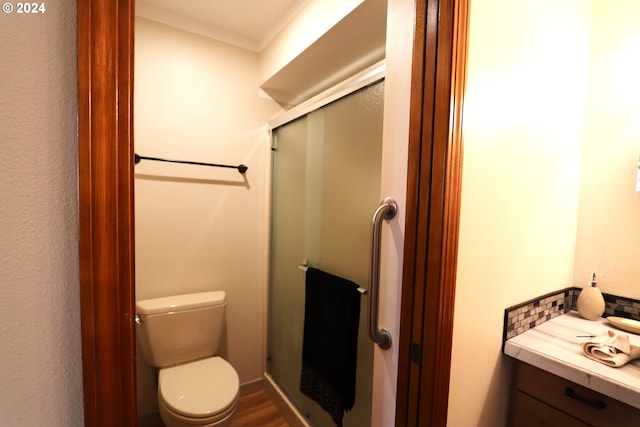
(230, 389, 291, 427)
(138, 389, 292, 427)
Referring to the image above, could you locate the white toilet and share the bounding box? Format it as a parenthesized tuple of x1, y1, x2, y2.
(136, 291, 240, 427)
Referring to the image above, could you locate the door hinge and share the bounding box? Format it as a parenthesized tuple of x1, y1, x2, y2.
(410, 342, 422, 365)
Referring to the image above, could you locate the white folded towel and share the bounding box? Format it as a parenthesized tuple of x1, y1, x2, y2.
(582, 331, 640, 367)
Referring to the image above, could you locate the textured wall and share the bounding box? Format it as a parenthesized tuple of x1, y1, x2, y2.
(0, 1, 84, 426)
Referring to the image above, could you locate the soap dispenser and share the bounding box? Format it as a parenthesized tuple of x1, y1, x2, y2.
(577, 272, 605, 320)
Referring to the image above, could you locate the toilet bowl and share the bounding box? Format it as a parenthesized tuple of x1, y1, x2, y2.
(157, 357, 240, 427)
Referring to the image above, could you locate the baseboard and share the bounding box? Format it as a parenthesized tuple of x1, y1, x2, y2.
(240, 377, 265, 395)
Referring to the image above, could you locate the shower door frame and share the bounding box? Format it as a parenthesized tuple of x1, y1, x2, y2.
(76, 0, 467, 425)
(265, 64, 387, 426)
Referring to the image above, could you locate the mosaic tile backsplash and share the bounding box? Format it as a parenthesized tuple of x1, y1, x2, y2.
(603, 293, 640, 319)
(503, 288, 573, 342)
(503, 288, 640, 344)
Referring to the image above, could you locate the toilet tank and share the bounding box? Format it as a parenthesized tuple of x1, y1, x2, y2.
(136, 291, 226, 368)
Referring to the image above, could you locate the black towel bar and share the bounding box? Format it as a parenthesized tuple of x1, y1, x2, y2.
(134, 153, 248, 174)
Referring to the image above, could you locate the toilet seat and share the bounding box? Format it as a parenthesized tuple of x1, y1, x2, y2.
(158, 356, 240, 422)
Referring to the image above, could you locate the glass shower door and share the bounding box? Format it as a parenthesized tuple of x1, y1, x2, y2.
(268, 80, 384, 427)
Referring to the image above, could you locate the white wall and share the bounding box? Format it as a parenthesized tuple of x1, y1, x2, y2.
(372, 0, 413, 425)
(134, 17, 282, 415)
(259, 0, 386, 108)
(0, 1, 84, 426)
(259, 0, 365, 83)
(448, 1, 592, 425)
(573, 0, 640, 296)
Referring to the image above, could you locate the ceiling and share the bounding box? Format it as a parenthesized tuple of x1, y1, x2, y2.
(136, 0, 308, 52)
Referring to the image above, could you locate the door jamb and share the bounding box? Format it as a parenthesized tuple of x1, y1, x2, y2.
(395, 0, 469, 425)
(77, 1, 136, 425)
(75, 0, 468, 425)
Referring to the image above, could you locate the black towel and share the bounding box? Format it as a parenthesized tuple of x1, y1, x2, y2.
(300, 267, 361, 427)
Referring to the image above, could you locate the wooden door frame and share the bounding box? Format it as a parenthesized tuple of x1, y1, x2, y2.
(76, 0, 468, 425)
(395, 0, 469, 425)
(77, 1, 136, 426)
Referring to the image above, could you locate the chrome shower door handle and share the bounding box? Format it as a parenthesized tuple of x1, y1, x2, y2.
(368, 197, 397, 350)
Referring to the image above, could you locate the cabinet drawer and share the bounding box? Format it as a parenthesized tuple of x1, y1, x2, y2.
(513, 361, 640, 426)
(509, 390, 589, 427)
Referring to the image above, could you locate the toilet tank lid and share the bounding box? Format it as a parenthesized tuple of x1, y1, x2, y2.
(136, 291, 226, 316)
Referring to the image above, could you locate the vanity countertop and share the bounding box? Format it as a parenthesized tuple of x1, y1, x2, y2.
(504, 310, 640, 409)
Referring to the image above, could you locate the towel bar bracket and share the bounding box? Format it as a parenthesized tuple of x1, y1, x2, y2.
(368, 197, 397, 350)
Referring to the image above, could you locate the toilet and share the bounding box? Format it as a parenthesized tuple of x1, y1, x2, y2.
(136, 291, 240, 427)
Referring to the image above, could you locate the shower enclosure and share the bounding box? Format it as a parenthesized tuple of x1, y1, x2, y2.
(268, 79, 385, 427)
